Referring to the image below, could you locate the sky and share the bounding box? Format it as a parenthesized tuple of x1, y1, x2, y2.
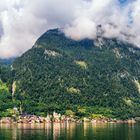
(0, 0, 140, 58)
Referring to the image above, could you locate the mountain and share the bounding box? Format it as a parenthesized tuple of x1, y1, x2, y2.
(0, 58, 14, 84)
(0, 58, 15, 65)
(12, 28, 140, 119)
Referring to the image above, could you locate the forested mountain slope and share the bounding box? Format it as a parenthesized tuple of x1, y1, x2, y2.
(12, 29, 140, 119)
(0, 61, 13, 117)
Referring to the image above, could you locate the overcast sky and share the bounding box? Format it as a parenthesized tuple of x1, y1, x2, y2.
(0, 0, 140, 58)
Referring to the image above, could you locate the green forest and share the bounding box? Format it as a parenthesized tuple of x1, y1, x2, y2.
(0, 29, 140, 120)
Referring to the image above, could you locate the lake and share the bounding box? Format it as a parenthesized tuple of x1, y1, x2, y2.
(0, 123, 139, 140)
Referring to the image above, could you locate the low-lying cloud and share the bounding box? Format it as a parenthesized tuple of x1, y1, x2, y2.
(0, 0, 140, 58)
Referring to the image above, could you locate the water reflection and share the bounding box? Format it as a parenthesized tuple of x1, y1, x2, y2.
(0, 123, 139, 140)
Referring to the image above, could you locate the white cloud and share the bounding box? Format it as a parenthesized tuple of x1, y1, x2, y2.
(64, 17, 97, 40)
(0, 0, 83, 58)
(0, 0, 140, 58)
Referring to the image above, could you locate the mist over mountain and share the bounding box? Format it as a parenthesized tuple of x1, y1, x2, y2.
(0, 0, 140, 58)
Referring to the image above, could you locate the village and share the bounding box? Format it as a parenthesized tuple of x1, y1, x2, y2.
(0, 111, 137, 124)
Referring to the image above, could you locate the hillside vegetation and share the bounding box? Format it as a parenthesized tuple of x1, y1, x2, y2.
(1, 29, 140, 119)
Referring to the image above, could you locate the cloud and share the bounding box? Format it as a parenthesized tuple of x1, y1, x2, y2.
(0, 0, 84, 58)
(0, 0, 140, 58)
(64, 0, 140, 47)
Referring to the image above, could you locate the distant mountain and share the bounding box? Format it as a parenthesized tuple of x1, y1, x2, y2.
(0, 58, 14, 83)
(12, 28, 140, 119)
(0, 58, 15, 65)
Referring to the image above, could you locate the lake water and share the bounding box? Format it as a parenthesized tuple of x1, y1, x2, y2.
(0, 123, 139, 140)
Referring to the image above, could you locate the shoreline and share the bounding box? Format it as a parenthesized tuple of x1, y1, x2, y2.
(0, 115, 137, 124)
